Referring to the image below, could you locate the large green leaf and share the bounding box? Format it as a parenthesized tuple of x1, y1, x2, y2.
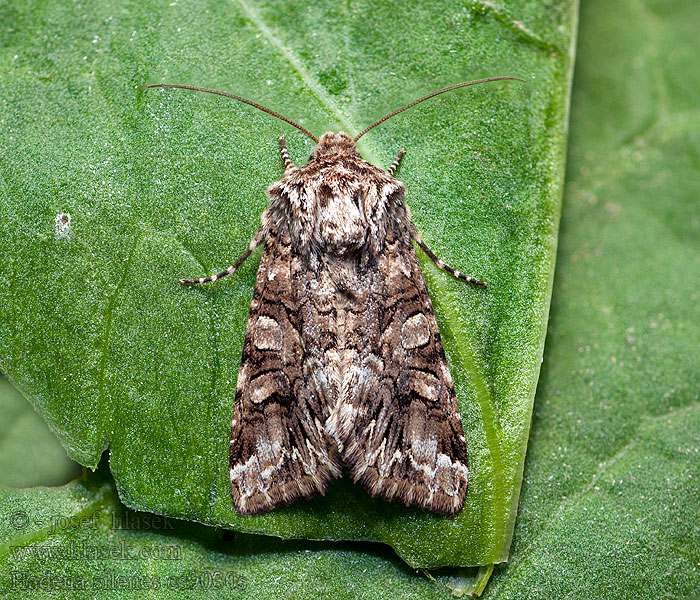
(0, 376, 80, 488)
(0, 0, 575, 568)
(1, 0, 697, 597)
(0, 471, 462, 599)
(485, 0, 700, 596)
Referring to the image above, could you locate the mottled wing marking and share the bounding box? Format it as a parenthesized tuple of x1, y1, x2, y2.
(230, 226, 341, 515)
(329, 217, 468, 516)
(231, 135, 469, 516)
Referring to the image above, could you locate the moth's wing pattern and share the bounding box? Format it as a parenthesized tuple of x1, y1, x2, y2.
(330, 219, 469, 516)
(230, 227, 342, 515)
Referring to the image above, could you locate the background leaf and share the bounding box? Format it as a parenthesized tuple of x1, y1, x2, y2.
(485, 0, 700, 596)
(0, 470, 463, 599)
(0, 0, 575, 568)
(0, 376, 80, 488)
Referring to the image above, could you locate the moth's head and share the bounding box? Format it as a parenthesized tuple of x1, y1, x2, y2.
(310, 132, 359, 160)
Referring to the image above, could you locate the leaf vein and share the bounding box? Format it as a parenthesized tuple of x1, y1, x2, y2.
(495, 401, 700, 591)
(96, 232, 144, 449)
(232, 0, 359, 136)
(467, 1, 562, 54)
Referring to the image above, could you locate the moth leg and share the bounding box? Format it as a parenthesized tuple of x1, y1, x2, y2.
(411, 226, 487, 287)
(387, 148, 405, 176)
(180, 226, 265, 285)
(278, 136, 296, 173)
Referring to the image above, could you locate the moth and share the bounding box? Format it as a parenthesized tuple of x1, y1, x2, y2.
(146, 77, 518, 516)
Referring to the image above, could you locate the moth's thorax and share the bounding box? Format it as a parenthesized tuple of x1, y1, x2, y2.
(266, 132, 407, 260)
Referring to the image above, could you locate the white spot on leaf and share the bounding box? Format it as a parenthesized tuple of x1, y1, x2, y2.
(55, 213, 71, 239)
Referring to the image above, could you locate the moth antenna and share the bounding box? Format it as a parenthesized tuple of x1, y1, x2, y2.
(353, 77, 525, 141)
(144, 84, 319, 143)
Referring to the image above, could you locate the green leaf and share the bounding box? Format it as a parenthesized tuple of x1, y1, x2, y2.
(0, 0, 575, 568)
(2, 0, 698, 595)
(0, 469, 462, 599)
(0, 376, 80, 488)
(484, 0, 700, 597)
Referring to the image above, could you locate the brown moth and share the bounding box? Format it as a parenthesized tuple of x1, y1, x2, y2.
(146, 78, 519, 516)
